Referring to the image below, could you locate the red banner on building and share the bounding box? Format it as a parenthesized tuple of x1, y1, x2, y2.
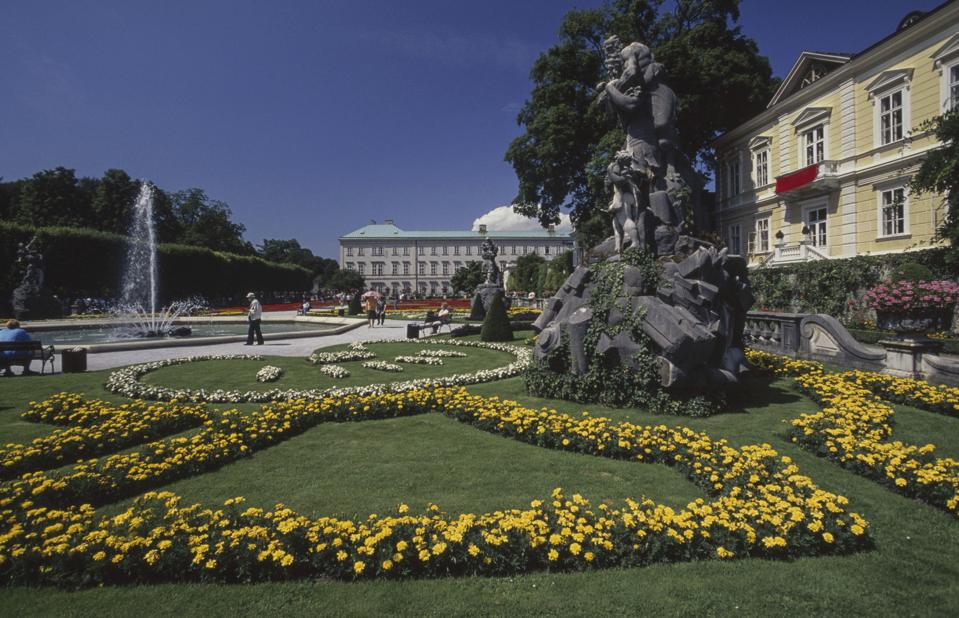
(775, 164, 819, 194)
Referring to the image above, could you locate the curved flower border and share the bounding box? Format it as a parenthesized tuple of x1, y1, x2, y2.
(104, 340, 531, 403)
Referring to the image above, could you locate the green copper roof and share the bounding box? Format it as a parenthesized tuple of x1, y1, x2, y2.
(340, 223, 572, 240)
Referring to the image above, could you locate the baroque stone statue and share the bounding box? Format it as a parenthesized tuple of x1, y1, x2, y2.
(11, 235, 63, 320)
(531, 37, 752, 390)
(480, 237, 501, 285)
(469, 237, 509, 320)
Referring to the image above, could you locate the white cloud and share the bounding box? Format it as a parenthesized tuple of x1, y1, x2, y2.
(471, 205, 572, 234)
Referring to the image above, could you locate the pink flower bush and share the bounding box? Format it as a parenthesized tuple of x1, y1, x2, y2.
(865, 279, 959, 313)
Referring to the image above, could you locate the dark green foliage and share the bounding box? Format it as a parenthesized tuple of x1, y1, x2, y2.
(910, 109, 959, 270)
(524, 249, 717, 416)
(348, 293, 363, 316)
(258, 238, 339, 282)
(749, 248, 951, 317)
(0, 222, 311, 301)
(14, 167, 94, 229)
(326, 269, 365, 292)
(451, 261, 484, 295)
(90, 169, 141, 235)
(506, 0, 779, 247)
(170, 189, 254, 255)
(481, 291, 513, 341)
(469, 294, 486, 320)
(893, 262, 934, 283)
(508, 254, 547, 293)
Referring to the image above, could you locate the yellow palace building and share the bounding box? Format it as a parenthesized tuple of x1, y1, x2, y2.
(712, 1, 958, 267)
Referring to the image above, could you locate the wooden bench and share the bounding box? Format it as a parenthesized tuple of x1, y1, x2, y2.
(0, 341, 56, 375)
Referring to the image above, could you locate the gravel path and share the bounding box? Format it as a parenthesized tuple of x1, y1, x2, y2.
(82, 318, 412, 371)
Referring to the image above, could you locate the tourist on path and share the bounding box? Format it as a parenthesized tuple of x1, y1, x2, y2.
(376, 296, 387, 326)
(362, 289, 378, 328)
(245, 292, 264, 345)
(1, 319, 35, 376)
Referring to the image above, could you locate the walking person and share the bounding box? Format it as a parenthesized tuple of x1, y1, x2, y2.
(363, 289, 378, 328)
(376, 296, 387, 326)
(245, 292, 264, 345)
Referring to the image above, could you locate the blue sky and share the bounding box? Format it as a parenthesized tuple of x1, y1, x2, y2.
(0, 0, 943, 258)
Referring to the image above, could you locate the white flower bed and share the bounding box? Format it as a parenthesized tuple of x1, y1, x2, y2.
(362, 360, 404, 372)
(317, 364, 350, 379)
(348, 341, 368, 351)
(255, 365, 283, 383)
(417, 349, 467, 358)
(308, 349, 376, 365)
(395, 356, 443, 365)
(105, 340, 531, 403)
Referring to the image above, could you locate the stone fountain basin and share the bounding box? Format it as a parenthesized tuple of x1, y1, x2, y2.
(20, 316, 363, 353)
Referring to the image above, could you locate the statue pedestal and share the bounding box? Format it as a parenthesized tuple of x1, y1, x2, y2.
(470, 284, 505, 320)
(12, 282, 63, 320)
(878, 338, 944, 380)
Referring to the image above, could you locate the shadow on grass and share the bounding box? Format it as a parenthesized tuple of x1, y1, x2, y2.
(722, 375, 803, 414)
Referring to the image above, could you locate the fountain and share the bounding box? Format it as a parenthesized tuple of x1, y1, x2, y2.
(115, 183, 194, 338)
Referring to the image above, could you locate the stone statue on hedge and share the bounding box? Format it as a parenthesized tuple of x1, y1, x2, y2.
(529, 37, 752, 396)
(11, 236, 63, 320)
(470, 237, 508, 320)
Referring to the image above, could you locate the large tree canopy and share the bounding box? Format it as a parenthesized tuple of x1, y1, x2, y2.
(506, 0, 778, 246)
(910, 109, 959, 270)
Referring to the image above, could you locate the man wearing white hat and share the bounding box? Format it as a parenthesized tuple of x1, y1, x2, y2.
(245, 292, 264, 345)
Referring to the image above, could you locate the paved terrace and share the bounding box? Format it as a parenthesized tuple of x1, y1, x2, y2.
(21, 313, 413, 372)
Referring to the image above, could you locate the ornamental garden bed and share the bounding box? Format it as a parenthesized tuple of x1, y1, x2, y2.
(0, 336, 957, 615)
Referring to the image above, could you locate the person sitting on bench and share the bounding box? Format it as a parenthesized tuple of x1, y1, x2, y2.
(425, 303, 452, 334)
(1, 319, 35, 376)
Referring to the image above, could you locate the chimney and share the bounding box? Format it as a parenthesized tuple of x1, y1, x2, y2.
(369, 219, 376, 224)
(478, 224, 487, 235)
(384, 218, 394, 225)
(547, 223, 556, 235)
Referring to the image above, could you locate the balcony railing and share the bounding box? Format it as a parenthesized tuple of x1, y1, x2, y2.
(774, 161, 840, 199)
(759, 239, 829, 266)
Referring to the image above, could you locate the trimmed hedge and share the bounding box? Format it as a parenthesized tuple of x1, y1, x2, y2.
(481, 291, 513, 341)
(750, 248, 953, 317)
(0, 222, 311, 302)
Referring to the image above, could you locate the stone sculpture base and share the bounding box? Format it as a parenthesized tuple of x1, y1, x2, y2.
(470, 284, 506, 320)
(12, 283, 63, 320)
(532, 239, 753, 389)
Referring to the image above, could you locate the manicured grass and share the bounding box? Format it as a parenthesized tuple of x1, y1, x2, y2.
(1, 337, 958, 616)
(139, 341, 515, 392)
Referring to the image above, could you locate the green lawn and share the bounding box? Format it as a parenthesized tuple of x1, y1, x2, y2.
(1, 335, 958, 616)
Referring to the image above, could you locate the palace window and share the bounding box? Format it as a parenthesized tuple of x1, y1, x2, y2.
(748, 218, 770, 254)
(418, 262, 425, 275)
(880, 187, 907, 237)
(466, 245, 473, 255)
(357, 247, 365, 256)
(950, 64, 959, 110)
(879, 90, 904, 145)
(544, 245, 550, 255)
(806, 206, 827, 248)
(453, 246, 460, 255)
(430, 246, 437, 255)
(726, 158, 741, 197)
(442, 246, 449, 256)
(372, 262, 384, 275)
(430, 262, 437, 275)
(346, 262, 355, 271)
(753, 149, 769, 187)
(391, 262, 399, 275)
(403, 262, 410, 275)
(802, 126, 825, 166)
(417, 246, 425, 256)
(442, 262, 449, 275)
(391, 247, 398, 255)
(357, 263, 365, 274)
(728, 224, 741, 255)
(403, 246, 410, 256)
(346, 247, 353, 256)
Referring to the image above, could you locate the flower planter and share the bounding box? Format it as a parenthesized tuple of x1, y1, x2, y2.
(875, 308, 952, 336)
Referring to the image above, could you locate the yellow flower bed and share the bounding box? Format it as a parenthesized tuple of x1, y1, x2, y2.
(746, 349, 959, 517)
(0, 387, 870, 585)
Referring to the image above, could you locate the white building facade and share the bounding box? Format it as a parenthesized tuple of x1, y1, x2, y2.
(339, 219, 575, 296)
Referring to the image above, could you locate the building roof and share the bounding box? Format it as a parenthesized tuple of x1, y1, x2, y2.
(340, 222, 571, 240)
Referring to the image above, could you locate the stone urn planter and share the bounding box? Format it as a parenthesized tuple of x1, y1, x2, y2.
(875, 308, 953, 337)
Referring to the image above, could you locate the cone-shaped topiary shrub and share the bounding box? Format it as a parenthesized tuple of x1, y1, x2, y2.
(469, 293, 486, 320)
(348, 292, 362, 315)
(481, 291, 513, 341)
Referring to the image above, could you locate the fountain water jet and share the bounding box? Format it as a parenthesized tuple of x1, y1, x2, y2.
(115, 182, 196, 337)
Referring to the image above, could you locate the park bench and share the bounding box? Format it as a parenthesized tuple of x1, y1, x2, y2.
(0, 341, 56, 375)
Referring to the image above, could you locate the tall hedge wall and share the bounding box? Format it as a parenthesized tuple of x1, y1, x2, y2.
(0, 222, 311, 302)
(749, 247, 953, 317)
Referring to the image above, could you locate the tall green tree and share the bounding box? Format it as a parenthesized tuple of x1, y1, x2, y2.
(171, 188, 254, 255)
(507, 253, 547, 293)
(506, 0, 778, 247)
(911, 109, 959, 270)
(450, 261, 484, 294)
(91, 169, 141, 234)
(326, 268, 364, 292)
(15, 167, 95, 228)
